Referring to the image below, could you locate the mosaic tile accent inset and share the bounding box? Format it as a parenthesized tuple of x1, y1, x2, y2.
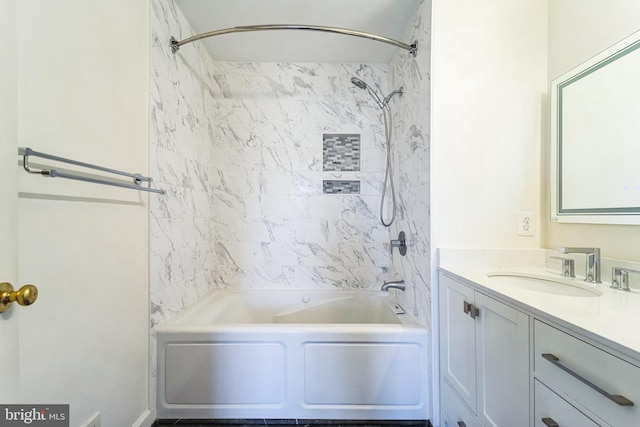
(323, 134, 361, 171)
(323, 180, 361, 194)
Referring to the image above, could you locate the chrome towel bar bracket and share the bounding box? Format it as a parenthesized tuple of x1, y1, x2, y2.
(21, 147, 166, 195)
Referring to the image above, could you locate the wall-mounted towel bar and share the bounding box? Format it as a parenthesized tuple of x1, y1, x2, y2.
(20, 147, 166, 195)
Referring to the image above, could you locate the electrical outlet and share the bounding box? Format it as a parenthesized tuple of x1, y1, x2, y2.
(517, 211, 535, 236)
(83, 412, 101, 427)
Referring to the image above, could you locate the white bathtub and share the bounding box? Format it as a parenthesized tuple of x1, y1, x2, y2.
(156, 289, 429, 421)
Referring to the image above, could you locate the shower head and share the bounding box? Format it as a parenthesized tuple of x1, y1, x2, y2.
(351, 76, 384, 109)
(351, 77, 369, 90)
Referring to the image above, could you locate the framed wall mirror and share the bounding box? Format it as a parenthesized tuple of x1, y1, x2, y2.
(550, 30, 640, 225)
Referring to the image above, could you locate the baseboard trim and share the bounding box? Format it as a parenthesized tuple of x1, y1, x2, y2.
(133, 409, 155, 427)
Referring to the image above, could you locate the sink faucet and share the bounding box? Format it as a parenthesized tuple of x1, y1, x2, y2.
(381, 280, 405, 291)
(558, 247, 601, 283)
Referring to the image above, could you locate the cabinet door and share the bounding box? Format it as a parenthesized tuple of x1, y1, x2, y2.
(440, 274, 477, 412)
(475, 292, 530, 427)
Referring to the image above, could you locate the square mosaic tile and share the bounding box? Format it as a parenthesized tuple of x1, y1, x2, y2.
(323, 134, 361, 172)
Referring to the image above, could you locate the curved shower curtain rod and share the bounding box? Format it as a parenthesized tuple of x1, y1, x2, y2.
(170, 24, 418, 57)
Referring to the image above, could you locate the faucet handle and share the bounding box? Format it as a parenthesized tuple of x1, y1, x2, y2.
(390, 231, 407, 256)
(551, 256, 575, 278)
(611, 267, 640, 291)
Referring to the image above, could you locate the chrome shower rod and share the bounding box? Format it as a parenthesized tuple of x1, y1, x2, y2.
(170, 24, 418, 57)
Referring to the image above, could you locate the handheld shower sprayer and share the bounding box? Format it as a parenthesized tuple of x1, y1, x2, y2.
(350, 77, 403, 110)
(350, 76, 404, 227)
(351, 77, 384, 109)
(350, 77, 368, 90)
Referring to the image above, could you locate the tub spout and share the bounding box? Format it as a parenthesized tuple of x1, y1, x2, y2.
(381, 280, 405, 291)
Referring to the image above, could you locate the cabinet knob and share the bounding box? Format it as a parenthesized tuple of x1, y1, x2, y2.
(457, 422, 467, 427)
(542, 417, 559, 427)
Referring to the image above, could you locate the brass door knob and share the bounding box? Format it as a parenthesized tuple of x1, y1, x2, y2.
(0, 282, 39, 313)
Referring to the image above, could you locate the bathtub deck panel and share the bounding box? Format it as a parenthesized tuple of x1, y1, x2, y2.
(303, 343, 422, 405)
(165, 342, 286, 405)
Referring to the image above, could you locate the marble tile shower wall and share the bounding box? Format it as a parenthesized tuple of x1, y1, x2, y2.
(150, 0, 219, 327)
(149, 0, 234, 407)
(209, 62, 391, 289)
(150, 0, 396, 317)
(387, 0, 432, 327)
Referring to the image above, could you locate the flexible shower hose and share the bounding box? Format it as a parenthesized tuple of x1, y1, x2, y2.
(380, 106, 396, 227)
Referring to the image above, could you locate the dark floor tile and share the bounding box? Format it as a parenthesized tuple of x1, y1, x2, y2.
(156, 420, 430, 427)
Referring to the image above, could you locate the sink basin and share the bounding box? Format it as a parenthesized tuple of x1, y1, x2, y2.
(486, 272, 603, 297)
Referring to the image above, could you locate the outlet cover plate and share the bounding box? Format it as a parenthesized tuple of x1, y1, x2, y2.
(518, 211, 535, 237)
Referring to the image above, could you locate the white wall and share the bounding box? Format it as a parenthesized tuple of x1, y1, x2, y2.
(545, 0, 640, 260)
(16, 1, 151, 426)
(431, 0, 548, 251)
(548, 0, 640, 80)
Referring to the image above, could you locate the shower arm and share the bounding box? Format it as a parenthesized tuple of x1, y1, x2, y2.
(170, 24, 418, 57)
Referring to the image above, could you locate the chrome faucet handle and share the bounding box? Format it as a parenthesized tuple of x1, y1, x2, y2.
(550, 256, 575, 278)
(611, 267, 640, 291)
(390, 231, 407, 256)
(558, 247, 601, 283)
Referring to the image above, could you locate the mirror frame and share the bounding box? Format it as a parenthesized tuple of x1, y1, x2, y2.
(550, 30, 640, 225)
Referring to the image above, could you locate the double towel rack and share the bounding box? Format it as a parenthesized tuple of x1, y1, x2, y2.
(21, 147, 166, 195)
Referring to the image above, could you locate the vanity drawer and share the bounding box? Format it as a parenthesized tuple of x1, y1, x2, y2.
(535, 380, 601, 427)
(534, 321, 639, 427)
(442, 380, 481, 427)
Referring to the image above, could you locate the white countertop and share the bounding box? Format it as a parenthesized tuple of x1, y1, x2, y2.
(438, 249, 640, 362)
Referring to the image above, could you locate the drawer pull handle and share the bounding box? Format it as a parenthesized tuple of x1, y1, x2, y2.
(542, 353, 634, 406)
(542, 417, 559, 427)
(457, 422, 467, 427)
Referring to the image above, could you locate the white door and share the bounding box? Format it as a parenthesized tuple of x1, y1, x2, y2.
(0, 0, 19, 403)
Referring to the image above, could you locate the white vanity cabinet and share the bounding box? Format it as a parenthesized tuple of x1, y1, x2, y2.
(439, 266, 640, 427)
(439, 272, 530, 427)
(534, 320, 640, 427)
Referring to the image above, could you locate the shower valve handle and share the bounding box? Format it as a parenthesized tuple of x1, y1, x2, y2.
(390, 231, 407, 256)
